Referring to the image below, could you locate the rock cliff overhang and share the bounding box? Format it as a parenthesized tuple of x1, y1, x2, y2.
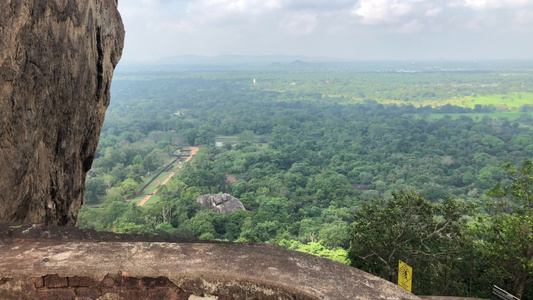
(0, 0, 125, 225)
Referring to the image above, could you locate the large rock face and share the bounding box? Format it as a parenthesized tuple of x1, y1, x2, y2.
(197, 194, 246, 214)
(0, 0, 124, 225)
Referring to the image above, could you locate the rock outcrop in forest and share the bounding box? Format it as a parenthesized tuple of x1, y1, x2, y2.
(197, 194, 246, 214)
(0, 0, 124, 225)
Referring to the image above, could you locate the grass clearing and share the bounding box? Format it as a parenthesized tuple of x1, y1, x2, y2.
(225, 173, 237, 184)
(155, 171, 173, 181)
(144, 186, 158, 194)
(216, 135, 239, 144)
(422, 112, 533, 121)
(216, 135, 268, 145)
(459, 94, 533, 109)
(141, 175, 154, 185)
(217, 135, 239, 140)
(364, 93, 533, 109)
(145, 195, 161, 205)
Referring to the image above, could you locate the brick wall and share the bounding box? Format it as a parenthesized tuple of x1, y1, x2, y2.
(8, 274, 232, 300)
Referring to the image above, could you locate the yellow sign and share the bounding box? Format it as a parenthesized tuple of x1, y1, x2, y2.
(398, 260, 413, 292)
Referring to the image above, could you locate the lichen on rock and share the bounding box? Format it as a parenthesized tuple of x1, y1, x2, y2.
(0, 0, 125, 225)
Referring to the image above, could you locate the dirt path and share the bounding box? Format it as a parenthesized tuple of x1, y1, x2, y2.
(161, 173, 175, 185)
(137, 147, 199, 207)
(185, 146, 199, 162)
(225, 173, 237, 184)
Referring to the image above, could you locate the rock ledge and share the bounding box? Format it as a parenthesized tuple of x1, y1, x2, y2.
(0, 225, 420, 300)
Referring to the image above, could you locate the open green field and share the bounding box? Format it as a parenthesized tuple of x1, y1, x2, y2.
(216, 135, 268, 144)
(132, 165, 179, 206)
(145, 195, 161, 205)
(423, 112, 533, 121)
(139, 171, 173, 193)
(379, 93, 533, 109)
(143, 186, 158, 194)
(154, 171, 173, 181)
(141, 175, 154, 186)
(216, 135, 239, 144)
(459, 93, 533, 109)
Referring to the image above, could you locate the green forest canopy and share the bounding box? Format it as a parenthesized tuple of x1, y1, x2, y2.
(79, 62, 533, 298)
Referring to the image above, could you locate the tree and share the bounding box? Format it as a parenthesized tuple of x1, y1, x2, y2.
(348, 191, 465, 295)
(195, 124, 216, 145)
(120, 178, 140, 199)
(482, 159, 533, 298)
(238, 130, 255, 143)
(100, 196, 128, 230)
(85, 178, 107, 204)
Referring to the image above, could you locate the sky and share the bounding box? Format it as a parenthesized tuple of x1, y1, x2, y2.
(118, 0, 533, 62)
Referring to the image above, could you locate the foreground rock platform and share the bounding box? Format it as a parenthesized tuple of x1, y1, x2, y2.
(0, 225, 420, 300)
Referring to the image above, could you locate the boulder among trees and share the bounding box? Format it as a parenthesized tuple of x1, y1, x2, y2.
(197, 194, 246, 214)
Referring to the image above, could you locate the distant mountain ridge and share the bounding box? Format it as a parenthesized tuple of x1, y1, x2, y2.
(158, 54, 352, 65)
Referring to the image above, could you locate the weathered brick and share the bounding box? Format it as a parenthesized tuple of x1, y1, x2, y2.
(140, 276, 175, 288)
(96, 292, 122, 299)
(29, 277, 44, 288)
(100, 275, 115, 287)
(37, 288, 76, 300)
(68, 276, 97, 287)
(147, 287, 180, 300)
(117, 288, 147, 299)
(75, 287, 102, 298)
(177, 290, 193, 300)
(44, 274, 68, 288)
(101, 287, 121, 295)
(118, 275, 139, 287)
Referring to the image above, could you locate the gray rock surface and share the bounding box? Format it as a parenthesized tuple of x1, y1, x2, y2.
(197, 194, 246, 214)
(0, 224, 421, 300)
(0, 0, 124, 225)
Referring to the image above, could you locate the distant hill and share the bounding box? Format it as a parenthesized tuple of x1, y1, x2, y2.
(158, 54, 352, 65)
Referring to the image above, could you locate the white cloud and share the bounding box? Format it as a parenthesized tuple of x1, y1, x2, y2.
(186, 0, 282, 23)
(156, 20, 196, 33)
(116, 0, 533, 61)
(279, 12, 319, 35)
(282, 0, 355, 11)
(119, 0, 160, 18)
(350, 0, 533, 34)
(425, 7, 442, 17)
(515, 9, 533, 24)
(400, 19, 423, 33)
(451, 0, 533, 9)
(354, 0, 419, 25)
